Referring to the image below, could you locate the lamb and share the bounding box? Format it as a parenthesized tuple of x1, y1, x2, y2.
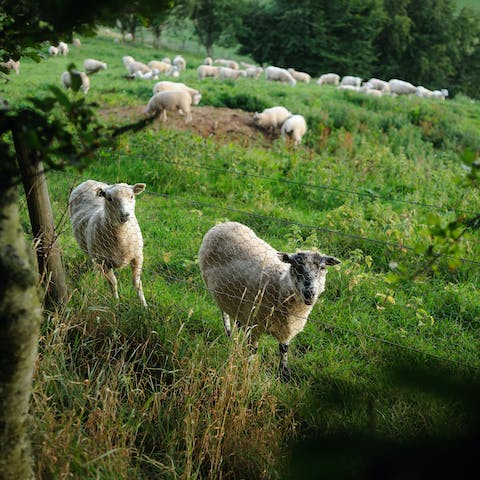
(198, 221, 340, 379)
(152, 81, 201, 105)
(69, 180, 147, 307)
(0, 59, 20, 74)
(84, 59, 107, 75)
(265, 66, 296, 86)
(145, 90, 194, 124)
(388, 79, 418, 95)
(281, 114, 307, 146)
(173, 55, 186, 71)
(48, 45, 59, 56)
(316, 73, 340, 86)
(197, 64, 220, 80)
(287, 68, 311, 83)
(340, 75, 362, 87)
(58, 41, 69, 56)
(253, 106, 292, 131)
(218, 67, 247, 80)
(61, 70, 90, 94)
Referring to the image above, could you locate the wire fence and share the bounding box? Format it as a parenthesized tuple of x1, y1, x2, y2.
(32, 169, 480, 373)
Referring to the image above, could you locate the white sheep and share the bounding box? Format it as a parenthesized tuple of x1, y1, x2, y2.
(431, 89, 449, 100)
(1, 59, 20, 74)
(127, 60, 151, 77)
(281, 114, 307, 146)
(198, 221, 340, 379)
(58, 41, 69, 56)
(366, 78, 390, 93)
(197, 64, 220, 80)
(204, 57, 213, 66)
(215, 59, 239, 69)
(84, 59, 107, 76)
(265, 66, 296, 86)
(135, 68, 159, 80)
(48, 45, 59, 56)
(388, 79, 418, 95)
(337, 84, 361, 92)
(173, 55, 186, 71)
(161, 57, 172, 65)
(253, 106, 292, 131)
(152, 81, 201, 105)
(61, 70, 90, 94)
(340, 75, 362, 87)
(73, 38, 81, 48)
(148, 60, 173, 75)
(122, 55, 135, 68)
(316, 73, 340, 86)
(69, 180, 147, 307)
(145, 90, 194, 124)
(287, 68, 311, 83)
(219, 67, 247, 80)
(245, 66, 263, 79)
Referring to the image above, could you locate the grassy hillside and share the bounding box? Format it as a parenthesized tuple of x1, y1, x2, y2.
(1, 34, 480, 478)
(458, 0, 480, 11)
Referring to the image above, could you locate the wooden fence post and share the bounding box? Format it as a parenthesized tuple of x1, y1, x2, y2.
(12, 129, 68, 308)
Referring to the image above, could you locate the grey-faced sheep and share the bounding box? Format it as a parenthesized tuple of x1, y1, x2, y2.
(317, 73, 340, 86)
(199, 221, 340, 379)
(152, 81, 202, 105)
(281, 114, 307, 146)
(84, 59, 107, 76)
(145, 90, 194, 124)
(69, 180, 147, 307)
(253, 106, 292, 132)
(61, 70, 90, 94)
(288, 68, 311, 83)
(265, 66, 296, 86)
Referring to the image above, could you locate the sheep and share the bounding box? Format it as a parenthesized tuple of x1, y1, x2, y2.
(337, 84, 361, 92)
(58, 41, 69, 56)
(84, 59, 107, 76)
(145, 90, 194, 124)
(215, 59, 239, 69)
(126, 60, 151, 77)
(287, 68, 311, 83)
(366, 78, 390, 93)
(281, 114, 307, 146)
(245, 66, 263, 79)
(416, 85, 433, 98)
(152, 81, 201, 105)
(204, 57, 213, 65)
(389, 79, 417, 95)
(135, 68, 159, 80)
(173, 55, 186, 71)
(253, 106, 292, 132)
(431, 89, 449, 100)
(69, 180, 147, 307)
(61, 70, 90, 94)
(218, 67, 247, 80)
(48, 45, 59, 56)
(148, 60, 173, 75)
(161, 57, 172, 65)
(197, 64, 220, 80)
(198, 221, 340, 379)
(340, 75, 362, 87)
(0, 59, 20, 74)
(73, 38, 81, 48)
(264, 66, 296, 86)
(316, 73, 340, 86)
(122, 55, 135, 68)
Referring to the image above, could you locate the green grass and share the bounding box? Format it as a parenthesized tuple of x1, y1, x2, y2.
(3, 33, 480, 478)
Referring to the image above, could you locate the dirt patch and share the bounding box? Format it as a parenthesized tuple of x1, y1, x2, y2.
(99, 105, 275, 146)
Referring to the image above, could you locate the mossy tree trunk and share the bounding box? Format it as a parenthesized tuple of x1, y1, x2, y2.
(0, 169, 42, 480)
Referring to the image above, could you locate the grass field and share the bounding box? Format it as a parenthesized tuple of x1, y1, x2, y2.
(2, 33, 480, 478)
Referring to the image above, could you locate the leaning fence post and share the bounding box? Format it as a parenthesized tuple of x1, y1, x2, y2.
(12, 128, 68, 307)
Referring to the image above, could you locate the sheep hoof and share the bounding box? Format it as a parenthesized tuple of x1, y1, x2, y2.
(279, 365, 292, 383)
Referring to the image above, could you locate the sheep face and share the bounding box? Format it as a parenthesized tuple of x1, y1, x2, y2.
(278, 251, 340, 305)
(96, 183, 146, 224)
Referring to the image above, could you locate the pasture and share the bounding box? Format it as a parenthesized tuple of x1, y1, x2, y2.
(2, 32, 480, 478)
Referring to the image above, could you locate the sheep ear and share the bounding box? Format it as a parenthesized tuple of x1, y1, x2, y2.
(96, 187, 106, 198)
(132, 183, 146, 195)
(324, 255, 341, 266)
(278, 252, 293, 264)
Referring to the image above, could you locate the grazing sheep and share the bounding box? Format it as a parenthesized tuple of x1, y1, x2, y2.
(122, 55, 135, 68)
(340, 75, 362, 87)
(337, 84, 361, 92)
(152, 81, 201, 105)
(58, 41, 69, 56)
(199, 221, 340, 379)
(361, 87, 384, 97)
(431, 89, 449, 100)
(73, 38, 81, 48)
(0, 59, 20, 74)
(148, 60, 173, 75)
(389, 79, 418, 95)
(317, 73, 340, 86)
(245, 66, 263, 79)
(265, 66, 296, 86)
(61, 70, 90, 94)
(215, 59, 239, 69)
(69, 180, 147, 307)
(253, 106, 292, 131)
(127, 60, 151, 77)
(134, 69, 159, 80)
(197, 64, 220, 80)
(287, 68, 311, 83)
(219, 66, 247, 80)
(84, 59, 107, 75)
(145, 90, 194, 124)
(173, 55, 186, 71)
(281, 114, 307, 146)
(48, 45, 59, 56)
(161, 57, 172, 65)
(366, 78, 390, 93)
(204, 56, 213, 65)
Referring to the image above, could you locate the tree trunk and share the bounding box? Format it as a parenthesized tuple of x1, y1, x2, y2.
(0, 179, 42, 480)
(12, 129, 68, 308)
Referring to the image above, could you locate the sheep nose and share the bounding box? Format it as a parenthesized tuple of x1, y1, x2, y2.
(120, 212, 130, 223)
(303, 289, 315, 305)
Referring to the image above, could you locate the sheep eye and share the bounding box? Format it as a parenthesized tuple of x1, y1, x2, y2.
(130, 195, 134, 200)
(107, 197, 113, 202)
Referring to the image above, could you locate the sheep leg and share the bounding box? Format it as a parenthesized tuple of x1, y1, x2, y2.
(222, 311, 232, 337)
(161, 109, 167, 122)
(101, 265, 119, 300)
(278, 343, 291, 382)
(185, 111, 192, 124)
(131, 259, 147, 308)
